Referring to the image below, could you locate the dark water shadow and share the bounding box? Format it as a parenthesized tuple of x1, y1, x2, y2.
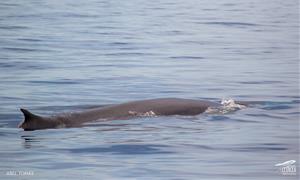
(222, 143, 289, 152)
(61, 144, 173, 155)
(183, 143, 289, 152)
(257, 100, 298, 109)
(231, 145, 288, 152)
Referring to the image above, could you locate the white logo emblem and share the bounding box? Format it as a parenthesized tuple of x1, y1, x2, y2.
(275, 160, 296, 176)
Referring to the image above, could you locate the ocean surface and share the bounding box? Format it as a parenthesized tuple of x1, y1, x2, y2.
(0, 0, 299, 179)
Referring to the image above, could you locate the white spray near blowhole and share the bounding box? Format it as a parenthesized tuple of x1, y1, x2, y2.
(205, 98, 246, 114)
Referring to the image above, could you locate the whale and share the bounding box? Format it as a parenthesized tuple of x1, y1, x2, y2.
(18, 98, 248, 131)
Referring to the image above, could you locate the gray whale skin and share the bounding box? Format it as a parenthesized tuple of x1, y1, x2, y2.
(18, 98, 248, 131)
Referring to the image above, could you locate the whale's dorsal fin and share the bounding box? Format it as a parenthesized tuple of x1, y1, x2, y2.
(20, 108, 40, 122)
(19, 108, 43, 130)
(19, 108, 62, 131)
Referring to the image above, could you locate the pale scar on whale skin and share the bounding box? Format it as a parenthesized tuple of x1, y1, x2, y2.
(18, 98, 250, 131)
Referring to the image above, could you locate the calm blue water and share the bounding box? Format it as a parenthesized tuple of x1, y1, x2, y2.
(0, 0, 299, 179)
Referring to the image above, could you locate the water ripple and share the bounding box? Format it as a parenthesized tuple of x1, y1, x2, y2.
(61, 144, 173, 155)
(200, 21, 259, 27)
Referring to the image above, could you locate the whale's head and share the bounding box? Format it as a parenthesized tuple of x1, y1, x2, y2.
(19, 108, 60, 131)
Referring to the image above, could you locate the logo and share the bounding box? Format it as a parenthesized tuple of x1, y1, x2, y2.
(275, 160, 297, 176)
(5, 170, 34, 176)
